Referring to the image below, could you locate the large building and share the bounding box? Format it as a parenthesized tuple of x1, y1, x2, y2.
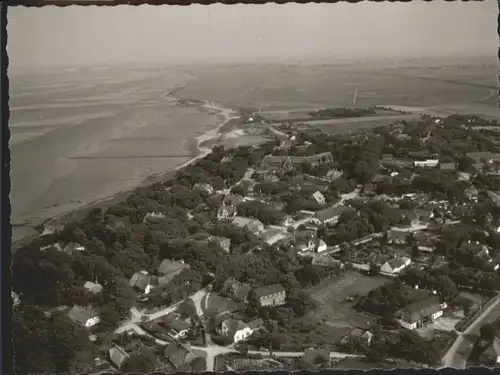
(396, 297, 443, 330)
(253, 284, 286, 307)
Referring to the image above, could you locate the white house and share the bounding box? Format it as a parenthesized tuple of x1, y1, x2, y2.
(316, 239, 328, 253)
(312, 191, 326, 206)
(414, 159, 439, 168)
(220, 319, 254, 343)
(143, 212, 166, 223)
(68, 305, 100, 328)
(381, 257, 411, 274)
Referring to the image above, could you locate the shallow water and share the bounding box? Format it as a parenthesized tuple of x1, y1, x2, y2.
(8, 59, 498, 241)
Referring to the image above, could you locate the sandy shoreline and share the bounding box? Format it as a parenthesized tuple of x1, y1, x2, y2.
(12, 100, 243, 247)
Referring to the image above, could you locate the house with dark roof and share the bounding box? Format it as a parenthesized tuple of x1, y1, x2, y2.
(381, 257, 411, 274)
(220, 319, 253, 343)
(247, 318, 264, 331)
(222, 278, 252, 302)
(310, 206, 354, 225)
(260, 155, 294, 172)
(439, 162, 456, 171)
(340, 328, 373, 348)
(396, 296, 443, 330)
(157, 259, 189, 286)
(68, 305, 100, 328)
(164, 342, 197, 369)
(312, 254, 344, 269)
(209, 236, 231, 252)
(109, 345, 129, 369)
(129, 271, 158, 294)
(386, 230, 410, 245)
(253, 284, 286, 307)
(162, 315, 192, 339)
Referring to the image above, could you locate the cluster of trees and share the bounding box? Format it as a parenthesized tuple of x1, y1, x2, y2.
(309, 107, 376, 119)
(14, 306, 96, 375)
(237, 200, 286, 225)
(365, 330, 444, 365)
(318, 200, 402, 245)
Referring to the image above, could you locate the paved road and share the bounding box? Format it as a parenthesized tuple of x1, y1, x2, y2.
(441, 293, 500, 369)
(190, 344, 362, 371)
(115, 289, 207, 334)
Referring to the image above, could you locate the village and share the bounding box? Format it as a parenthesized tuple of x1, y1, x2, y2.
(13, 108, 500, 373)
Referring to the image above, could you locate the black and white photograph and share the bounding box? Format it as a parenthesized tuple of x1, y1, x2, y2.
(7, 1, 500, 373)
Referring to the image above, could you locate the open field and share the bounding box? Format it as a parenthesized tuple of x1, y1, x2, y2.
(307, 271, 391, 340)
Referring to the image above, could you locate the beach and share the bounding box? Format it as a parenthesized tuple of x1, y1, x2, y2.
(9, 59, 498, 243)
(9, 67, 251, 243)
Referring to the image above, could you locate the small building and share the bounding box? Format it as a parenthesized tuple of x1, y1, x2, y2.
(326, 169, 344, 181)
(260, 155, 294, 172)
(223, 278, 252, 302)
(246, 219, 265, 234)
(217, 205, 237, 221)
(311, 254, 343, 269)
(297, 238, 317, 254)
(193, 183, 214, 194)
(386, 230, 410, 245)
(164, 342, 197, 369)
(163, 315, 191, 339)
(260, 228, 289, 246)
(209, 236, 231, 252)
(253, 284, 286, 307)
(396, 297, 443, 330)
(310, 206, 354, 225)
(232, 216, 264, 234)
(220, 319, 253, 343)
(83, 281, 103, 295)
(109, 345, 129, 369)
(247, 318, 264, 331)
(341, 328, 373, 348)
(414, 159, 439, 168)
(439, 162, 456, 171)
(129, 271, 158, 294)
(143, 212, 166, 223)
(68, 305, 100, 328)
(157, 259, 189, 286)
(312, 191, 326, 206)
(381, 257, 411, 274)
(316, 239, 328, 253)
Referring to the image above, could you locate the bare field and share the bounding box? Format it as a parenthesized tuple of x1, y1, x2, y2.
(307, 271, 391, 339)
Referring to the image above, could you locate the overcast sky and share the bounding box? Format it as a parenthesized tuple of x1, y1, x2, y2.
(7, 1, 498, 67)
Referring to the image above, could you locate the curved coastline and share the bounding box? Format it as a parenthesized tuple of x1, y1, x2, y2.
(12, 97, 244, 248)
